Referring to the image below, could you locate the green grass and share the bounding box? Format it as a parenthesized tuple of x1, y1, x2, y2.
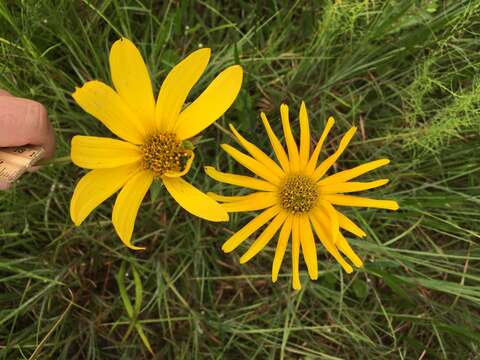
(1, 0, 480, 358)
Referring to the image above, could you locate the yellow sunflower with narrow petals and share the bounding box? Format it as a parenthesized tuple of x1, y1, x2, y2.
(70, 38, 243, 250)
(206, 102, 399, 289)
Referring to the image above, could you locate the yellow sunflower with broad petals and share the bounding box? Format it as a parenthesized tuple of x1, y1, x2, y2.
(206, 102, 399, 289)
(70, 38, 243, 250)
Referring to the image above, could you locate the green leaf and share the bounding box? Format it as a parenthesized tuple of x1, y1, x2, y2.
(182, 140, 194, 150)
(352, 278, 369, 300)
(115, 261, 134, 319)
(131, 263, 143, 316)
(149, 179, 163, 203)
(369, 269, 414, 304)
(135, 323, 154, 355)
(322, 272, 337, 289)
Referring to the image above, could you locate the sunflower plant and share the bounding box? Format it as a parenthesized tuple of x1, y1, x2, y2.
(70, 38, 243, 249)
(206, 102, 399, 289)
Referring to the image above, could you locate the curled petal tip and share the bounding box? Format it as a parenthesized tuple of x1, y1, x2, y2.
(113, 37, 126, 46)
(119, 232, 146, 251)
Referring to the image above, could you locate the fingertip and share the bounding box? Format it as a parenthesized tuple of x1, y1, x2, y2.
(0, 89, 12, 97)
(0, 180, 11, 190)
(27, 100, 56, 161)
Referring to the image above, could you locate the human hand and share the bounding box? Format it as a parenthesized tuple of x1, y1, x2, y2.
(0, 89, 55, 190)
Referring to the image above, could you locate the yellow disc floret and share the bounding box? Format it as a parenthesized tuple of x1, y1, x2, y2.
(141, 133, 190, 177)
(279, 175, 319, 213)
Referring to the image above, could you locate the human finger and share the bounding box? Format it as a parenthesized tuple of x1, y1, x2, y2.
(0, 97, 55, 160)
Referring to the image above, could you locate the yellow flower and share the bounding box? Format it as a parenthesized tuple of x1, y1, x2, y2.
(70, 38, 243, 250)
(206, 102, 399, 289)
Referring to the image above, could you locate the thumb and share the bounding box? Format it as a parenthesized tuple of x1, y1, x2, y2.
(0, 89, 12, 97)
(0, 180, 11, 190)
(0, 96, 55, 160)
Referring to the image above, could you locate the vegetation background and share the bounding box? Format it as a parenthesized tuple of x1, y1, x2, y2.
(1, 0, 480, 358)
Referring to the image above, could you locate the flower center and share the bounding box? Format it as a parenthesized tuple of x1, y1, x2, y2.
(279, 175, 319, 213)
(141, 133, 190, 177)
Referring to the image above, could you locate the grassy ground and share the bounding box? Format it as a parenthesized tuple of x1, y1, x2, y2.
(1, 0, 480, 358)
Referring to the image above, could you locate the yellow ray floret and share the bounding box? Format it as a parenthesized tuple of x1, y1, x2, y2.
(206, 102, 398, 289)
(70, 38, 243, 249)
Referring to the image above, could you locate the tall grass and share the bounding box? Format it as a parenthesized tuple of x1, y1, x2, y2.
(1, 1, 479, 358)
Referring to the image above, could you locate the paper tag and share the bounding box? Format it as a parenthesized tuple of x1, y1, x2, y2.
(0, 145, 45, 183)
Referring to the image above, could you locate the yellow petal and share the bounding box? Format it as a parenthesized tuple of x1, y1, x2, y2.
(162, 176, 228, 222)
(175, 65, 243, 140)
(312, 127, 357, 181)
(221, 144, 282, 185)
(221, 192, 278, 213)
(260, 112, 290, 172)
(291, 215, 301, 290)
(321, 200, 339, 243)
(207, 192, 250, 203)
(72, 81, 145, 144)
(155, 48, 211, 132)
(323, 194, 399, 210)
(229, 124, 285, 178)
(336, 210, 366, 238)
(70, 163, 140, 226)
(337, 233, 363, 268)
(318, 159, 391, 186)
(204, 166, 277, 191)
(110, 38, 155, 134)
(320, 179, 389, 194)
(240, 210, 287, 264)
(272, 215, 293, 283)
(222, 205, 280, 253)
(71, 136, 143, 169)
(306, 117, 335, 175)
(112, 170, 154, 250)
(310, 209, 353, 273)
(299, 215, 318, 280)
(280, 104, 300, 172)
(299, 101, 310, 169)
